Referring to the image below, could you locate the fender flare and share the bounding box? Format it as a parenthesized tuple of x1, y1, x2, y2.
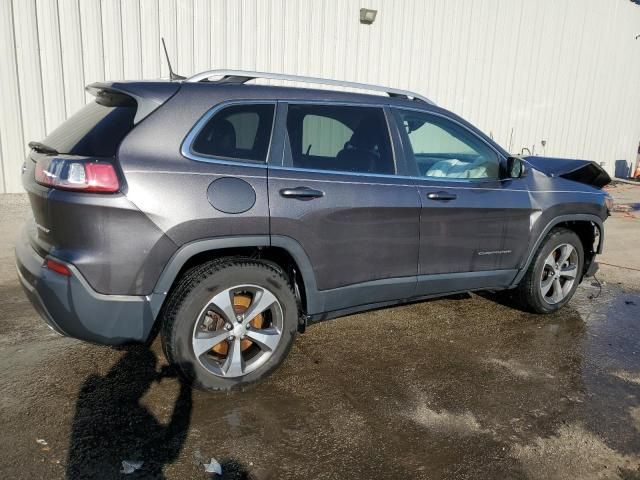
(148, 235, 321, 318)
(509, 213, 604, 288)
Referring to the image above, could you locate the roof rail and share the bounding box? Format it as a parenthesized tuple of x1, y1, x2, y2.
(184, 69, 435, 105)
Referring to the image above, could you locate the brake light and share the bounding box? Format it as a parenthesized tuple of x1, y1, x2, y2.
(34, 157, 119, 193)
(44, 258, 71, 276)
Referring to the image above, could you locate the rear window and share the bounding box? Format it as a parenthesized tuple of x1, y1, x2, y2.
(41, 93, 137, 157)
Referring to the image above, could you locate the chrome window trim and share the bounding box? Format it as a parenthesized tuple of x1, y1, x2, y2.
(180, 98, 516, 185)
(271, 101, 514, 184)
(279, 100, 400, 176)
(269, 165, 513, 186)
(268, 172, 533, 192)
(180, 100, 277, 168)
(268, 166, 530, 190)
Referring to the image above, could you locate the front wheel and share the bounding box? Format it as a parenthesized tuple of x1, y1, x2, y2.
(515, 227, 584, 314)
(161, 259, 298, 392)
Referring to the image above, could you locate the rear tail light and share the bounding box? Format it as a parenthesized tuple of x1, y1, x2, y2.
(44, 258, 71, 277)
(34, 157, 120, 193)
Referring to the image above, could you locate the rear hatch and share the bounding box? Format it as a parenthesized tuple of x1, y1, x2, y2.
(23, 81, 179, 258)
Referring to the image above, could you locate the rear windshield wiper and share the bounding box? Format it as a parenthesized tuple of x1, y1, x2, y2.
(28, 141, 58, 155)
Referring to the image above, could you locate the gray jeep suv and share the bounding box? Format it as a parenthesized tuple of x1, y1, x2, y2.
(16, 70, 612, 391)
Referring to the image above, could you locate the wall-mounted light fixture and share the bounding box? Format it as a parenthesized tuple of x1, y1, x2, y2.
(360, 8, 377, 25)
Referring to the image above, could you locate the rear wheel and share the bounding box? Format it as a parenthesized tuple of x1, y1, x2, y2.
(515, 228, 584, 314)
(161, 259, 298, 392)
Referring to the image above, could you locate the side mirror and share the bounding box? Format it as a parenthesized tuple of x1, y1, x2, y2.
(506, 156, 525, 178)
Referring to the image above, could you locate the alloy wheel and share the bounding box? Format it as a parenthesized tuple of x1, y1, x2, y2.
(540, 243, 579, 305)
(191, 285, 283, 378)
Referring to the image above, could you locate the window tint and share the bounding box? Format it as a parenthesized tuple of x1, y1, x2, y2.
(191, 104, 274, 162)
(397, 110, 500, 180)
(42, 93, 137, 157)
(302, 115, 352, 157)
(286, 104, 394, 175)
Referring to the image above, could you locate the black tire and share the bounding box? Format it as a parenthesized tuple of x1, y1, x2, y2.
(161, 258, 298, 392)
(514, 227, 584, 314)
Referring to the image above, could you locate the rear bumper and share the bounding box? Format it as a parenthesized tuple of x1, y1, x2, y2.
(15, 226, 156, 345)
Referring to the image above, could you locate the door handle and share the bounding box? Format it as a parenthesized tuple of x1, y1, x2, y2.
(426, 191, 457, 201)
(280, 186, 325, 199)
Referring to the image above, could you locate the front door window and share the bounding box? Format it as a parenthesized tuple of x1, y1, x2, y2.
(397, 110, 499, 180)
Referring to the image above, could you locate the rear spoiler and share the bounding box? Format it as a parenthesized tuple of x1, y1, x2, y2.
(524, 156, 611, 189)
(86, 81, 180, 124)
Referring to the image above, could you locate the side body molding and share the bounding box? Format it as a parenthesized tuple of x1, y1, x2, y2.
(509, 213, 604, 288)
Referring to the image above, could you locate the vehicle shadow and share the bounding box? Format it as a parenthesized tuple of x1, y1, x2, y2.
(66, 345, 192, 479)
(476, 289, 521, 309)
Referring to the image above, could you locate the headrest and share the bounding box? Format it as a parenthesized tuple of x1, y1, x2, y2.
(349, 117, 381, 150)
(209, 118, 236, 149)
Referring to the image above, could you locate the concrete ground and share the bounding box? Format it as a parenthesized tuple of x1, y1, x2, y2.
(0, 186, 639, 480)
(598, 181, 640, 289)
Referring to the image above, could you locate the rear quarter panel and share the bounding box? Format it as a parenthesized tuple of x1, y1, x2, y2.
(117, 85, 270, 246)
(21, 151, 176, 296)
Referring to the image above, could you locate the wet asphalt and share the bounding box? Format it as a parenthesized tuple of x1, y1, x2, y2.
(1, 196, 639, 480)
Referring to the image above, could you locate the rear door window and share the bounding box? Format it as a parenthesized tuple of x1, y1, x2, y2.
(285, 104, 395, 175)
(301, 114, 352, 157)
(190, 104, 275, 162)
(41, 93, 137, 157)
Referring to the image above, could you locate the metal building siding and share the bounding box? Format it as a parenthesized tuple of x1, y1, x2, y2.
(0, 0, 639, 193)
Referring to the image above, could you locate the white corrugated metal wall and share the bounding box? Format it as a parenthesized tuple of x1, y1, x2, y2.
(1, 0, 639, 193)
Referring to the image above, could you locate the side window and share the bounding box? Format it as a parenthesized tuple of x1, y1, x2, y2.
(396, 110, 500, 180)
(190, 104, 274, 162)
(302, 115, 352, 157)
(285, 104, 395, 175)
